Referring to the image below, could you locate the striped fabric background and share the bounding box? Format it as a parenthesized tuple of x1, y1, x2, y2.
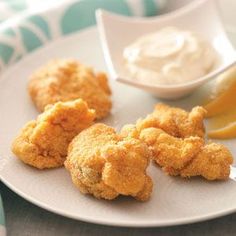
(0, 0, 165, 72)
(0, 195, 5, 236)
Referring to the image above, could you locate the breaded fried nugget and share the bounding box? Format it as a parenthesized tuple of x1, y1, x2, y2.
(65, 123, 153, 201)
(139, 128, 233, 180)
(12, 99, 95, 169)
(28, 59, 112, 119)
(140, 128, 204, 169)
(136, 103, 206, 138)
(180, 143, 233, 180)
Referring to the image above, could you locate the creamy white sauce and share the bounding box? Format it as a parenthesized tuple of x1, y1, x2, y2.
(123, 27, 216, 85)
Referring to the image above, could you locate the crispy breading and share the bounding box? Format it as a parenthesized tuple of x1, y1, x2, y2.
(65, 123, 153, 201)
(180, 143, 233, 180)
(120, 124, 140, 139)
(139, 128, 204, 169)
(28, 59, 112, 119)
(139, 128, 233, 180)
(11, 99, 95, 169)
(136, 103, 206, 138)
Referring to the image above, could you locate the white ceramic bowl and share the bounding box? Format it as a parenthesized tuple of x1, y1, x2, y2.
(96, 0, 236, 99)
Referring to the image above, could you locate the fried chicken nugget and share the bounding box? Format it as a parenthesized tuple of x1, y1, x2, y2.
(136, 103, 206, 138)
(28, 59, 112, 119)
(139, 128, 233, 180)
(12, 99, 95, 169)
(65, 123, 153, 201)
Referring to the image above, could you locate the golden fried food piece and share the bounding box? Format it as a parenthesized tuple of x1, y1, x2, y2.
(120, 124, 140, 139)
(140, 128, 204, 169)
(65, 123, 153, 201)
(139, 128, 233, 180)
(136, 103, 206, 138)
(12, 99, 95, 169)
(28, 59, 112, 119)
(180, 143, 233, 180)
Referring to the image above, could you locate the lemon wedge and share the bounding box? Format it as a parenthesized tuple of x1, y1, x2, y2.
(204, 66, 236, 118)
(208, 122, 236, 139)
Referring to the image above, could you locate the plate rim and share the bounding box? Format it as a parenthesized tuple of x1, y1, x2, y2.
(1, 175, 236, 227)
(0, 26, 235, 228)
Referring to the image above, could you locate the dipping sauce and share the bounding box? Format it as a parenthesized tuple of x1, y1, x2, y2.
(204, 66, 236, 139)
(123, 27, 216, 85)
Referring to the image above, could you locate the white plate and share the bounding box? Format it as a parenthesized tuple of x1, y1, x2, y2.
(0, 27, 235, 227)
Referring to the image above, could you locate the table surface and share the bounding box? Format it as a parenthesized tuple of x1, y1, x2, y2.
(1, 183, 236, 236)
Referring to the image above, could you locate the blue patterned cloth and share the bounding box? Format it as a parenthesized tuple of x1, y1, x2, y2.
(0, 0, 164, 72)
(0, 195, 5, 236)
